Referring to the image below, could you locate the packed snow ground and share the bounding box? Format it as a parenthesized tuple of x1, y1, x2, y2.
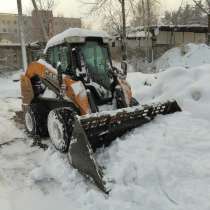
(1, 51, 210, 209)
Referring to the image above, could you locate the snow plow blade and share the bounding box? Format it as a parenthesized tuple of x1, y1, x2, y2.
(67, 100, 181, 193)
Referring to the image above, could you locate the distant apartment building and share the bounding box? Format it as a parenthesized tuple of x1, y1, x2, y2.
(31, 10, 54, 42)
(0, 13, 18, 43)
(31, 10, 82, 42)
(53, 16, 82, 34)
(0, 11, 81, 70)
(0, 11, 81, 43)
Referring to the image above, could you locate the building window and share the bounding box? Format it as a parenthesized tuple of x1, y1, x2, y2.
(2, 20, 5, 24)
(3, 28, 7, 32)
(14, 20, 17, 25)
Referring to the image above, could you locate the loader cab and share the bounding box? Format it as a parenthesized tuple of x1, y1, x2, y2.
(76, 38, 113, 90)
(45, 36, 115, 105)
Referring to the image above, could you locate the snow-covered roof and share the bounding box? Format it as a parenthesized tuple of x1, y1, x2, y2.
(45, 28, 110, 52)
(114, 24, 208, 39)
(127, 31, 152, 38)
(150, 25, 208, 33)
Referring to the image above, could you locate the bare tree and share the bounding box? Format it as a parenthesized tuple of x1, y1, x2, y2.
(162, 2, 206, 25)
(81, 0, 134, 60)
(31, 0, 49, 41)
(192, 0, 210, 44)
(36, 0, 56, 10)
(31, 0, 56, 41)
(161, 11, 178, 25)
(192, 0, 208, 13)
(129, 0, 159, 62)
(82, 21, 93, 29)
(102, 5, 122, 35)
(131, 0, 159, 27)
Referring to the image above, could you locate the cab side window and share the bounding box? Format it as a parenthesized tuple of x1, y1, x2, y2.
(46, 45, 71, 75)
(60, 46, 70, 74)
(46, 46, 60, 68)
(46, 48, 54, 65)
(53, 46, 60, 68)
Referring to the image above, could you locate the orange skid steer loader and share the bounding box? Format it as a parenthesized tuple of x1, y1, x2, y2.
(21, 28, 181, 193)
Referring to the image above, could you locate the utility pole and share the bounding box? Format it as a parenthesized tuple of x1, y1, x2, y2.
(146, 0, 151, 61)
(121, 0, 127, 61)
(31, 0, 49, 42)
(208, 13, 210, 45)
(17, 0, 27, 71)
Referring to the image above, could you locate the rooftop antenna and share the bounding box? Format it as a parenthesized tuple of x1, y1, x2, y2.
(17, 0, 28, 71)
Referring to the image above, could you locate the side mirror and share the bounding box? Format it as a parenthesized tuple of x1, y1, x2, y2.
(121, 61, 127, 76)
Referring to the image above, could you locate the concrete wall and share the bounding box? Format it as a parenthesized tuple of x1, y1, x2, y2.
(156, 31, 207, 46)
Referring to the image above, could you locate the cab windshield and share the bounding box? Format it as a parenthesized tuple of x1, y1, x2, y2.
(80, 41, 112, 90)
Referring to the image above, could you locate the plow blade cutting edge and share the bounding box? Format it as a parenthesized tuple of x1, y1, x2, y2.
(67, 100, 181, 193)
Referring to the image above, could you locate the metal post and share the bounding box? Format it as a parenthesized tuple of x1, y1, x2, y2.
(17, 0, 27, 71)
(121, 0, 127, 61)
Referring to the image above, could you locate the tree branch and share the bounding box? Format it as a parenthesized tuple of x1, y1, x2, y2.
(192, 0, 208, 14)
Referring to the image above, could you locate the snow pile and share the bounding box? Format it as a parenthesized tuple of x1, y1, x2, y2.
(1, 63, 210, 210)
(128, 64, 210, 120)
(155, 43, 210, 71)
(98, 112, 210, 210)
